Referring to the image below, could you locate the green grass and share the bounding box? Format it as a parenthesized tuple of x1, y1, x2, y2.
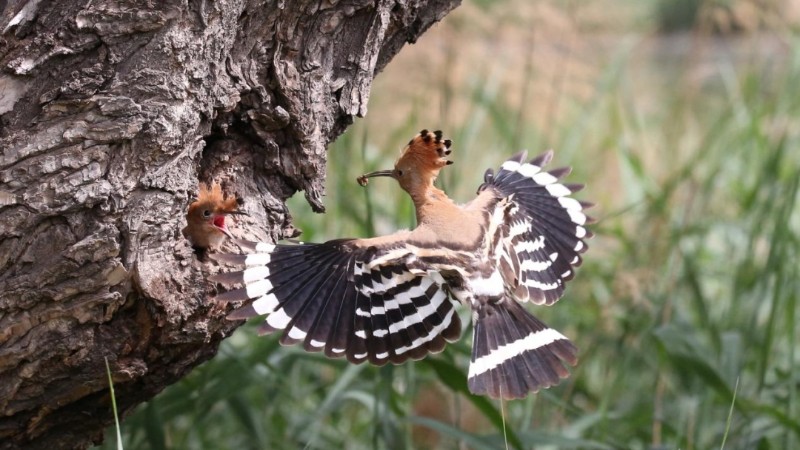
(100, 4, 799, 449)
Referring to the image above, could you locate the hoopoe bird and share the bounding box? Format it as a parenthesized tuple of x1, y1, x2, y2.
(210, 130, 593, 399)
(183, 182, 246, 250)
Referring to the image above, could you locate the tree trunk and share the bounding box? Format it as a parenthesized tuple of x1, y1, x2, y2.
(0, 0, 459, 447)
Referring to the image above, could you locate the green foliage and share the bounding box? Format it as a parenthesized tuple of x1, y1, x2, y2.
(100, 5, 799, 449)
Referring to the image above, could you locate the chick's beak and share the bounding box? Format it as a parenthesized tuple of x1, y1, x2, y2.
(210, 210, 248, 239)
(357, 170, 394, 187)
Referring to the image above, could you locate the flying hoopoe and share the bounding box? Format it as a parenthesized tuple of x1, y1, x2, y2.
(210, 130, 593, 399)
(183, 182, 246, 250)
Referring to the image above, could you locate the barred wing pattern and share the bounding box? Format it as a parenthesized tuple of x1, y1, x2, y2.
(482, 150, 593, 305)
(465, 150, 593, 398)
(210, 239, 461, 365)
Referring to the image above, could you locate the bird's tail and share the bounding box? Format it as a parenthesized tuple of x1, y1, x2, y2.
(468, 300, 577, 399)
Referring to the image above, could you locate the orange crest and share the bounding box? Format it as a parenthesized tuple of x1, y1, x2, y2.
(193, 182, 239, 214)
(396, 129, 453, 175)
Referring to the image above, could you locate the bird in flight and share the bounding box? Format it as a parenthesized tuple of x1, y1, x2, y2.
(210, 130, 593, 399)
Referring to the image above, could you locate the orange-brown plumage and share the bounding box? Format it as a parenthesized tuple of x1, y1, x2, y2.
(212, 129, 593, 399)
(183, 182, 244, 249)
(358, 129, 485, 245)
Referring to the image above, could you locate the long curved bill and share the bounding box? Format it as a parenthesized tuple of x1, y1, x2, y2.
(357, 170, 394, 187)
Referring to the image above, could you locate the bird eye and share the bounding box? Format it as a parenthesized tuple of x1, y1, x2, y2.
(203, 209, 211, 218)
(397, 170, 404, 176)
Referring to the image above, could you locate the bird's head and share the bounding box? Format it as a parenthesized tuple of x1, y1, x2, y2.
(357, 129, 453, 194)
(186, 182, 246, 240)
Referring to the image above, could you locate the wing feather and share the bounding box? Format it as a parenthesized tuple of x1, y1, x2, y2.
(481, 151, 593, 305)
(211, 237, 462, 365)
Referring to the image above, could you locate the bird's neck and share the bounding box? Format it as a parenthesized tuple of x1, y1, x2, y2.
(409, 183, 458, 225)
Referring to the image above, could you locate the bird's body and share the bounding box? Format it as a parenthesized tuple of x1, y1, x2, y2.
(211, 130, 592, 399)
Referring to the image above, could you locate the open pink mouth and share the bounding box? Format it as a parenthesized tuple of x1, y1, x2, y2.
(213, 216, 226, 229)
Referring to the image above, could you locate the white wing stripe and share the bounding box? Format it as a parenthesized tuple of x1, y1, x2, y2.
(394, 307, 455, 355)
(523, 279, 560, 291)
(520, 259, 552, 272)
(513, 235, 545, 253)
(254, 242, 275, 252)
(468, 328, 568, 377)
(245, 279, 273, 299)
(243, 266, 271, 283)
(244, 253, 272, 266)
(287, 327, 307, 340)
(567, 210, 587, 225)
(266, 308, 291, 328)
(517, 163, 542, 178)
(532, 172, 558, 185)
(501, 161, 521, 172)
(557, 197, 583, 211)
(545, 183, 571, 197)
(252, 293, 279, 314)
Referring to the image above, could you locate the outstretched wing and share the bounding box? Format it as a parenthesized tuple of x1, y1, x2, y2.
(210, 237, 462, 365)
(477, 150, 594, 305)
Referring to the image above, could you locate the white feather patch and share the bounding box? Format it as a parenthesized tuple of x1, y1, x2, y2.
(244, 253, 272, 266)
(468, 328, 568, 378)
(242, 266, 270, 283)
(254, 242, 275, 252)
(246, 279, 274, 300)
(567, 210, 587, 225)
(520, 259, 552, 272)
(252, 293, 279, 315)
(523, 278, 560, 291)
(266, 308, 291, 329)
(287, 327, 307, 340)
(532, 172, 558, 185)
(557, 197, 583, 211)
(517, 163, 542, 178)
(508, 220, 531, 238)
(514, 235, 545, 253)
(501, 161, 521, 172)
(545, 183, 571, 197)
(470, 271, 504, 297)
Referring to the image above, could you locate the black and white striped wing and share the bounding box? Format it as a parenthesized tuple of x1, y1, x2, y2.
(481, 150, 593, 305)
(209, 239, 461, 365)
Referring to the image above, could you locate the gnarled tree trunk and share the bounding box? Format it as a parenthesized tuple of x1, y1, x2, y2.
(0, 0, 459, 447)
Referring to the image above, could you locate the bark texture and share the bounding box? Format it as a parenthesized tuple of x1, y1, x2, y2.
(0, 0, 460, 447)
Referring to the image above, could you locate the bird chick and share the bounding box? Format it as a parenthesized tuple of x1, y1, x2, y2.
(183, 182, 245, 251)
(210, 130, 593, 400)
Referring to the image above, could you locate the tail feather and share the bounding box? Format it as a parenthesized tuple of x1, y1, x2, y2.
(468, 300, 577, 399)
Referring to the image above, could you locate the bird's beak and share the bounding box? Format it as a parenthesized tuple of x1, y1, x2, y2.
(211, 210, 248, 239)
(357, 170, 394, 187)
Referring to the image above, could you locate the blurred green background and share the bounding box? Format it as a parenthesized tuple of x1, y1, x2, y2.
(103, 0, 800, 448)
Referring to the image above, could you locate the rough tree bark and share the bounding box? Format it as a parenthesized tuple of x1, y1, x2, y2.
(0, 0, 460, 447)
